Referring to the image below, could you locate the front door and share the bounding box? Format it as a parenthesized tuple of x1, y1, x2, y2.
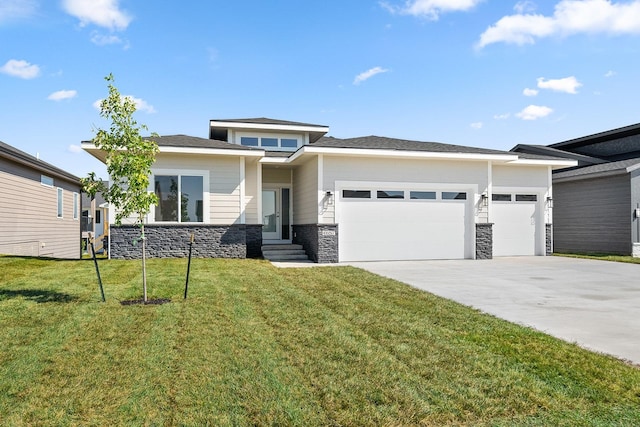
(262, 188, 291, 241)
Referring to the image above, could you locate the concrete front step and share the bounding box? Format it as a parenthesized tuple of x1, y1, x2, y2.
(262, 244, 309, 262)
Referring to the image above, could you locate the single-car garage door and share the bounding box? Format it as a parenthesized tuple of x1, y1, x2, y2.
(337, 187, 471, 262)
(492, 193, 539, 256)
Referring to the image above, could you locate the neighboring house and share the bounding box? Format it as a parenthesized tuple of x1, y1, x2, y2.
(81, 186, 109, 254)
(0, 141, 81, 259)
(512, 122, 640, 257)
(81, 118, 574, 262)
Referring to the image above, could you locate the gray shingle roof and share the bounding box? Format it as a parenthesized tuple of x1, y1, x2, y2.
(149, 135, 260, 151)
(311, 136, 515, 156)
(0, 140, 80, 183)
(553, 157, 640, 180)
(211, 117, 327, 128)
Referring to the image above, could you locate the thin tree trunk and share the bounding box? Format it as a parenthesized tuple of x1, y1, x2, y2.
(142, 223, 147, 302)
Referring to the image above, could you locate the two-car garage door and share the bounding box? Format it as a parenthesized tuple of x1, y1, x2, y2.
(337, 187, 471, 262)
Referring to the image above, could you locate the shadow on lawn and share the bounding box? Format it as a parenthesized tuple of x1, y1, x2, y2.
(0, 289, 78, 303)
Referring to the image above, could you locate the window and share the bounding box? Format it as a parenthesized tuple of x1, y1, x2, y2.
(41, 175, 54, 187)
(95, 210, 101, 223)
(281, 138, 298, 148)
(516, 194, 537, 202)
(73, 192, 79, 220)
(377, 190, 404, 199)
(410, 191, 436, 200)
(343, 190, 371, 199)
(442, 192, 467, 200)
(57, 188, 63, 218)
(238, 135, 300, 150)
(154, 175, 204, 222)
(492, 194, 512, 202)
(240, 137, 259, 147)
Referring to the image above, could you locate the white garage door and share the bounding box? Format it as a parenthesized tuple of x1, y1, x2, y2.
(338, 188, 470, 262)
(492, 193, 538, 256)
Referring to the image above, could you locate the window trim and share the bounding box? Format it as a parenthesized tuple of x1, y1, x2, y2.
(57, 187, 64, 218)
(150, 169, 210, 224)
(236, 132, 302, 151)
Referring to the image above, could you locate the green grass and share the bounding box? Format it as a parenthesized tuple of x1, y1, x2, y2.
(555, 253, 640, 264)
(0, 256, 639, 426)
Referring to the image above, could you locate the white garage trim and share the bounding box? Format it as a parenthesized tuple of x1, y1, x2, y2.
(335, 181, 477, 261)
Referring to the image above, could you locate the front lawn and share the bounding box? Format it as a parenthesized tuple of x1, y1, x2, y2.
(0, 256, 638, 426)
(555, 252, 640, 264)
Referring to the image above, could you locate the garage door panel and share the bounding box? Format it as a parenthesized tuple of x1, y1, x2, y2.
(493, 202, 537, 256)
(339, 199, 467, 262)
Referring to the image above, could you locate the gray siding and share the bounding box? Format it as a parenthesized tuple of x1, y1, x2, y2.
(0, 157, 81, 259)
(553, 173, 631, 254)
(631, 170, 640, 245)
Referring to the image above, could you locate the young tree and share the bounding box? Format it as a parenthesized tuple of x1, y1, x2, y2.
(82, 74, 159, 302)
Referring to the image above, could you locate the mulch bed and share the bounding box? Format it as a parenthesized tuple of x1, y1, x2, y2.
(120, 298, 171, 306)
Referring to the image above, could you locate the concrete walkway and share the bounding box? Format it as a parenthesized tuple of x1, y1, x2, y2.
(348, 257, 640, 365)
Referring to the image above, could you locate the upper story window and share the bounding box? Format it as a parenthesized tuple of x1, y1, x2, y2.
(41, 175, 54, 187)
(238, 133, 302, 151)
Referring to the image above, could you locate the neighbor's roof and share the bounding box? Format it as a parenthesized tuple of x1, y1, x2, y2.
(0, 140, 80, 184)
(550, 122, 640, 151)
(553, 157, 640, 180)
(511, 144, 606, 164)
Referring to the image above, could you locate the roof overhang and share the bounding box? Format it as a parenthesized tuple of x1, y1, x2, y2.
(81, 141, 265, 163)
(503, 158, 578, 169)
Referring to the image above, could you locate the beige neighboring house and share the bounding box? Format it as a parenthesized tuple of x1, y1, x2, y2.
(0, 141, 81, 259)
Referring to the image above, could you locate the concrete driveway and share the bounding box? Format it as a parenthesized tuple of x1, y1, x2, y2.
(348, 256, 640, 365)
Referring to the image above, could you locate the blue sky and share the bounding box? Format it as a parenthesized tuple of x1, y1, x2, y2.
(2, 0, 640, 178)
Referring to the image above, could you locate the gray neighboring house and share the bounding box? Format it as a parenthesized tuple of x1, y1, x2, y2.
(81, 185, 109, 255)
(0, 141, 82, 259)
(512, 123, 640, 257)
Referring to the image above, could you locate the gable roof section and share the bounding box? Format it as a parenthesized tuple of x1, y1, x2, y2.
(0, 140, 80, 185)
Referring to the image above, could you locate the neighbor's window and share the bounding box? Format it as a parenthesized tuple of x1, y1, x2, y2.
(57, 188, 63, 218)
(41, 175, 54, 187)
(154, 175, 204, 222)
(342, 190, 371, 199)
(377, 190, 404, 199)
(515, 194, 537, 202)
(410, 191, 436, 200)
(442, 192, 467, 200)
(73, 192, 79, 220)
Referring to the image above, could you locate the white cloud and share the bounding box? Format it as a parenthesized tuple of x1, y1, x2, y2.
(537, 76, 582, 94)
(0, 59, 40, 79)
(494, 113, 511, 119)
(470, 121, 483, 129)
(514, 1, 537, 14)
(62, 0, 132, 31)
(516, 104, 553, 120)
(93, 95, 156, 114)
(0, 0, 38, 23)
(604, 70, 617, 77)
(523, 88, 539, 96)
(90, 31, 123, 45)
(68, 144, 83, 154)
(353, 66, 389, 85)
(477, 0, 640, 49)
(381, 0, 483, 20)
(48, 90, 78, 101)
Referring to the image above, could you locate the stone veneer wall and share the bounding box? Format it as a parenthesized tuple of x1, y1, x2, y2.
(475, 223, 493, 260)
(292, 224, 339, 263)
(545, 224, 552, 256)
(110, 224, 262, 260)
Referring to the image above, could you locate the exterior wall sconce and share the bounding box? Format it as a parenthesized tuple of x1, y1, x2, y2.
(546, 196, 553, 208)
(326, 191, 333, 197)
(325, 190, 334, 206)
(480, 193, 488, 207)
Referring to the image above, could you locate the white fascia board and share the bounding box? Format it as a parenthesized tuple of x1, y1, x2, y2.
(625, 162, 640, 173)
(290, 145, 518, 162)
(259, 156, 290, 164)
(505, 158, 578, 169)
(210, 120, 329, 134)
(158, 146, 264, 157)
